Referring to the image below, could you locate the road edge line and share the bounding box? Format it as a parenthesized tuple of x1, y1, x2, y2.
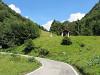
(25, 57, 44, 75)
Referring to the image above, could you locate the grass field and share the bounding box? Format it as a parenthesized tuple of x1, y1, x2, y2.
(1, 30, 100, 75)
(0, 54, 41, 75)
(33, 31, 100, 75)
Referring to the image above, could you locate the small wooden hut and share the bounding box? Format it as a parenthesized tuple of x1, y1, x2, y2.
(61, 29, 70, 37)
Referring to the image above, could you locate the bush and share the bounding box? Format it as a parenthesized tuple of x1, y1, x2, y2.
(61, 36, 72, 45)
(22, 39, 35, 54)
(79, 43, 85, 47)
(39, 48, 49, 56)
(27, 57, 36, 63)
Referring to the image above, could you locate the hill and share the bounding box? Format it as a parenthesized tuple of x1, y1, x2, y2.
(0, 1, 100, 74)
(0, 1, 40, 48)
(2, 30, 100, 74)
(33, 31, 100, 74)
(77, 1, 100, 35)
(30, 31, 100, 74)
(50, 1, 100, 36)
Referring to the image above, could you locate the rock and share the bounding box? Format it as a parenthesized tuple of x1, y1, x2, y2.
(63, 52, 66, 55)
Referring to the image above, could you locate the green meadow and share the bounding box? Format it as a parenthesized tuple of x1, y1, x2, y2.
(33, 31, 100, 75)
(1, 30, 100, 75)
(0, 54, 41, 75)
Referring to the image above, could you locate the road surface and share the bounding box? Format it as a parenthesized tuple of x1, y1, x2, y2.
(0, 52, 78, 75)
(26, 57, 78, 75)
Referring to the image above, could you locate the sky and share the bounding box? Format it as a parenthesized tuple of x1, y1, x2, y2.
(2, 0, 99, 30)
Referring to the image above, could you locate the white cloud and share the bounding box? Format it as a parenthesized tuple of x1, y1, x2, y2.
(62, 20, 66, 23)
(68, 13, 85, 22)
(9, 4, 21, 14)
(42, 20, 53, 31)
(25, 16, 28, 18)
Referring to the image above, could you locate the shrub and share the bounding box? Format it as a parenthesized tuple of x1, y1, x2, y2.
(22, 39, 35, 54)
(39, 48, 49, 56)
(79, 43, 85, 47)
(61, 36, 72, 45)
(27, 57, 36, 63)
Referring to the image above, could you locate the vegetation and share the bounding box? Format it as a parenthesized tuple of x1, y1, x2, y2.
(22, 39, 35, 54)
(50, 2, 100, 36)
(0, 1, 100, 75)
(39, 48, 49, 56)
(0, 1, 40, 48)
(32, 31, 100, 75)
(39, 26, 48, 31)
(0, 54, 41, 75)
(61, 36, 72, 45)
(2, 30, 99, 74)
(50, 20, 65, 35)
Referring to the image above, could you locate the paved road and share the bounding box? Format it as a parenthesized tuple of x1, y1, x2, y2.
(26, 57, 78, 75)
(0, 52, 78, 75)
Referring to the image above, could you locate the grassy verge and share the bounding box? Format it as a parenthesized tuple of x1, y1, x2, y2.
(0, 54, 41, 75)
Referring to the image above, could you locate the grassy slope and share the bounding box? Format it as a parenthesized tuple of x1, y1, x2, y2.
(1, 30, 100, 74)
(32, 30, 100, 75)
(0, 54, 41, 75)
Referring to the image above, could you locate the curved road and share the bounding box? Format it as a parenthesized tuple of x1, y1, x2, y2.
(26, 57, 78, 75)
(0, 52, 78, 75)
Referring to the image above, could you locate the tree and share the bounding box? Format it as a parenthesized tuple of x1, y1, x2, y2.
(50, 20, 65, 35)
(0, 2, 40, 48)
(23, 39, 35, 54)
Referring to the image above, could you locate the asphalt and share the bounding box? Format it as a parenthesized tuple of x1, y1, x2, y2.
(0, 52, 78, 75)
(26, 57, 78, 75)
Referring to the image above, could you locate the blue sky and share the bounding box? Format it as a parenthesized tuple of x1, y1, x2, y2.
(2, 0, 99, 30)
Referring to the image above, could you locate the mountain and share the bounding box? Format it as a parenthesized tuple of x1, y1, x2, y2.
(0, 1, 40, 48)
(85, 1, 100, 18)
(50, 1, 100, 36)
(67, 1, 100, 36)
(79, 1, 100, 35)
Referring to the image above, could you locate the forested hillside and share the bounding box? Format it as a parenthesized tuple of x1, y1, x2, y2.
(0, 1, 40, 48)
(50, 20, 66, 35)
(50, 1, 100, 36)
